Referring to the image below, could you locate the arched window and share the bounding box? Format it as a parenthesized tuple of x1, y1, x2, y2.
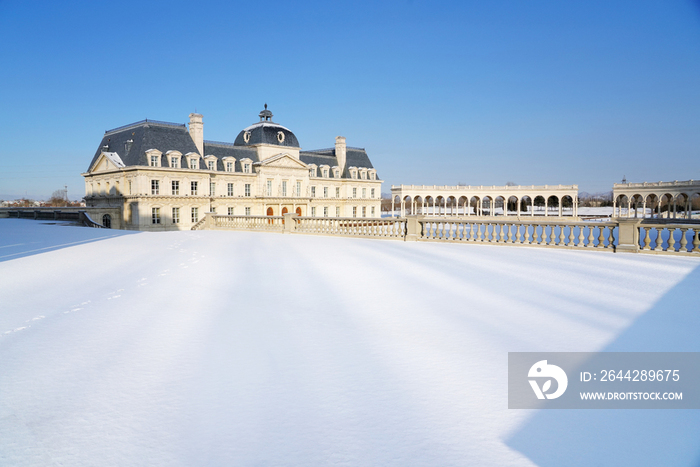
(102, 214, 112, 229)
(296, 207, 302, 216)
(266, 207, 274, 216)
(282, 207, 288, 214)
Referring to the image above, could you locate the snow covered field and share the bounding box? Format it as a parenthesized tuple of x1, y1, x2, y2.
(1, 219, 699, 466)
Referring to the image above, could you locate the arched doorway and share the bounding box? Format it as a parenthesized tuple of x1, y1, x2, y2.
(266, 207, 273, 216)
(281, 207, 288, 215)
(295, 207, 302, 216)
(102, 214, 111, 228)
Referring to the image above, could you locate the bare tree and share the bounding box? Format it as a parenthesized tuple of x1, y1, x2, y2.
(46, 189, 69, 207)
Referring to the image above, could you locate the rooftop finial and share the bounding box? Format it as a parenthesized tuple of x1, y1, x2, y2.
(258, 103, 273, 122)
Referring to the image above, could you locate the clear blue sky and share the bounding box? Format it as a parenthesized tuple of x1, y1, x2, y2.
(0, 0, 698, 199)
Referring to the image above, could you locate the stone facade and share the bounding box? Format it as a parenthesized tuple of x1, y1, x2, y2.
(83, 106, 382, 230)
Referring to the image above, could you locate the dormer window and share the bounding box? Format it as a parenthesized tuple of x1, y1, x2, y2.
(171, 157, 179, 168)
(238, 157, 251, 174)
(189, 158, 198, 169)
(308, 165, 317, 178)
(226, 161, 234, 172)
(208, 161, 215, 171)
(150, 155, 158, 167)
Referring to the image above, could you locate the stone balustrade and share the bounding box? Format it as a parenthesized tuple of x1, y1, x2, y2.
(205, 214, 285, 231)
(416, 218, 618, 249)
(638, 223, 700, 254)
(170, 213, 697, 256)
(293, 217, 406, 238)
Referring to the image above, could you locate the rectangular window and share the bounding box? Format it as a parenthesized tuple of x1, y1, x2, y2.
(362, 188, 366, 198)
(191, 207, 198, 223)
(267, 180, 272, 196)
(362, 206, 367, 217)
(336, 206, 340, 217)
(323, 206, 328, 217)
(311, 186, 316, 197)
(227, 183, 234, 197)
(323, 187, 328, 198)
(352, 206, 357, 217)
(371, 188, 375, 199)
(191, 181, 198, 195)
(151, 180, 159, 195)
(244, 163, 251, 173)
(245, 207, 251, 216)
(371, 206, 375, 216)
(190, 159, 198, 169)
(210, 182, 215, 196)
(309, 168, 315, 177)
(172, 207, 179, 224)
(281, 181, 287, 197)
(208, 160, 215, 171)
(211, 207, 216, 213)
(244, 184, 251, 197)
(311, 206, 316, 217)
(228, 207, 234, 216)
(128, 180, 132, 195)
(172, 180, 179, 195)
(352, 188, 357, 198)
(296, 181, 302, 196)
(150, 155, 158, 167)
(226, 161, 233, 172)
(152, 207, 160, 224)
(335, 187, 340, 198)
(171, 157, 179, 168)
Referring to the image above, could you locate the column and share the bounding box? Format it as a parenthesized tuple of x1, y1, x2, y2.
(545, 199, 548, 217)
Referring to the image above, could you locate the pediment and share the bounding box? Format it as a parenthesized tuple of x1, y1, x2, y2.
(256, 153, 308, 169)
(89, 152, 125, 173)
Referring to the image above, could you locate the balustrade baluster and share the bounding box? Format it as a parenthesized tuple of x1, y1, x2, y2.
(586, 226, 595, 247)
(667, 228, 676, 252)
(680, 228, 689, 252)
(597, 226, 605, 248)
(643, 228, 651, 250)
(566, 225, 573, 246)
(549, 225, 556, 245)
(692, 230, 700, 254)
(558, 225, 566, 245)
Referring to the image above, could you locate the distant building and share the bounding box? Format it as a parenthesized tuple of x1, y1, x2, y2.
(83, 106, 382, 230)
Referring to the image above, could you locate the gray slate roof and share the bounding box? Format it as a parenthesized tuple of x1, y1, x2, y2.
(233, 122, 300, 148)
(89, 119, 377, 177)
(88, 121, 200, 171)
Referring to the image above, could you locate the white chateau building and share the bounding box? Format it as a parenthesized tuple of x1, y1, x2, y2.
(83, 106, 382, 230)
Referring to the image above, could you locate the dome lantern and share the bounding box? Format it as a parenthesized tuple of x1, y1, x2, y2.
(258, 103, 273, 122)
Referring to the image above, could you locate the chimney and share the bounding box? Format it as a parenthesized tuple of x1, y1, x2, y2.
(335, 136, 346, 173)
(189, 113, 204, 155)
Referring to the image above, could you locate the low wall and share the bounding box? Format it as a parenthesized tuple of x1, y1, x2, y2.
(0, 207, 122, 229)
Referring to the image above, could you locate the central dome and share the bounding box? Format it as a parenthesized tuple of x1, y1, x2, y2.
(233, 105, 300, 148)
